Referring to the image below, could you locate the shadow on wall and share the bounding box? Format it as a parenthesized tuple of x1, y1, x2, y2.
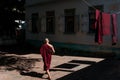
(55, 47, 116, 58)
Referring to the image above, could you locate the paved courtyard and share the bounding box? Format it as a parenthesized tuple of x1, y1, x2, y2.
(0, 45, 120, 80)
(0, 51, 105, 80)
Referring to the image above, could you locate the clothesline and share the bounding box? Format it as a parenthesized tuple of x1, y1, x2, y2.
(82, 0, 120, 15)
(93, 9, 118, 45)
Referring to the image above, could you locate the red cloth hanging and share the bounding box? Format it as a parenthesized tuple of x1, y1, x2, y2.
(93, 9, 100, 29)
(111, 14, 117, 45)
(94, 10, 117, 45)
(102, 13, 111, 35)
(95, 10, 103, 44)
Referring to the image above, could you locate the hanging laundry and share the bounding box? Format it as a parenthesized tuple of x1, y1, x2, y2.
(111, 14, 117, 45)
(93, 9, 100, 29)
(102, 13, 111, 35)
(94, 10, 103, 44)
(82, 0, 118, 45)
(94, 9, 118, 45)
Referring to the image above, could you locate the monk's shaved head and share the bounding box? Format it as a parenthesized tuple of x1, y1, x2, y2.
(45, 38, 49, 43)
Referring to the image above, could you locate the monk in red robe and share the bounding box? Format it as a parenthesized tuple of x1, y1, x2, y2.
(40, 38, 55, 80)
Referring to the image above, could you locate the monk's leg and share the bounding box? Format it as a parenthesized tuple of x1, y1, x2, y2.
(46, 70, 51, 80)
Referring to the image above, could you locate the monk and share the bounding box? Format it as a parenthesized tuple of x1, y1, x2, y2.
(40, 38, 55, 80)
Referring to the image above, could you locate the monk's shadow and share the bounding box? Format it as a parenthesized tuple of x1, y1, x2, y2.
(20, 71, 44, 78)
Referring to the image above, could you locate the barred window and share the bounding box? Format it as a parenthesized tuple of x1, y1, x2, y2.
(31, 13, 39, 33)
(46, 11, 55, 34)
(64, 8, 76, 34)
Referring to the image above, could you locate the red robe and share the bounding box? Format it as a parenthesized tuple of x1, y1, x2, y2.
(95, 10, 103, 44)
(93, 9, 118, 45)
(111, 14, 117, 45)
(102, 12, 111, 35)
(40, 44, 53, 70)
(94, 10, 112, 44)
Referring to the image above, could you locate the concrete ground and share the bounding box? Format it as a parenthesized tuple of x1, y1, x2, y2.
(0, 52, 105, 80)
(0, 45, 120, 80)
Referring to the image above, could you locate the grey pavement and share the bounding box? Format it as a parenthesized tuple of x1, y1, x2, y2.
(0, 52, 120, 80)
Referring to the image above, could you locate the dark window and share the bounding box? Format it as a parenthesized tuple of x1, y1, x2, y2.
(37, 17, 42, 32)
(31, 13, 39, 33)
(64, 9, 75, 34)
(89, 5, 103, 33)
(46, 11, 55, 34)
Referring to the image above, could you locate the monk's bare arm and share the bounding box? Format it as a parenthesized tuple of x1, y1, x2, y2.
(48, 44, 55, 53)
(51, 45, 55, 53)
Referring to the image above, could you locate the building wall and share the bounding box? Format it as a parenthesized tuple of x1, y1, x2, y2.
(25, 0, 120, 49)
(26, 0, 55, 6)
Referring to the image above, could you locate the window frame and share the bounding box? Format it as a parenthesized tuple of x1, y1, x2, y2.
(46, 10, 55, 34)
(64, 8, 76, 34)
(31, 13, 39, 33)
